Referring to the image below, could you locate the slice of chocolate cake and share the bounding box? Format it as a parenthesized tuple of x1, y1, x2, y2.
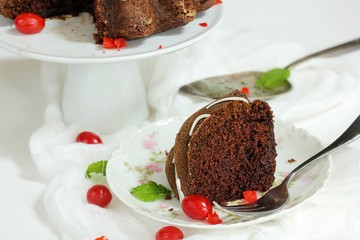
(165, 90, 277, 204)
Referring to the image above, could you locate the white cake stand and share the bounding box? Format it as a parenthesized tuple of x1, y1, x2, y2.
(0, 6, 223, 133)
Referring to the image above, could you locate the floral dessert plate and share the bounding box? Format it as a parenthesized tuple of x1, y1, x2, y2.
(106, 117, 332, 229)
(0, 4, 222, 64)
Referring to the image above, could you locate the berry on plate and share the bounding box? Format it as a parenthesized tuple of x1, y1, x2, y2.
(181, 194, 213, 220)
(14, 13, 45, 34)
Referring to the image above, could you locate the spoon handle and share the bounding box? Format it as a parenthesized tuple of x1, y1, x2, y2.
(285, 38, 360, 70)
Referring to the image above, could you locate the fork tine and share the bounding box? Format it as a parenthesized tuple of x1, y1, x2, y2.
(217, 203, 267, 213)
(222, 202, 259, 209)
(229, 205, 267, 212)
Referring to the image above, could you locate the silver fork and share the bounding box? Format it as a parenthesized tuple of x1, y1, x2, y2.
(221, 114, 360, 213)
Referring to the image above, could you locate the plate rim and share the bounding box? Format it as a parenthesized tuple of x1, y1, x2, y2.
(106, 117, 332, 229)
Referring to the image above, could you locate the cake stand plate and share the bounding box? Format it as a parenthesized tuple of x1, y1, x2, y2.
(0, 5, 223, 133)
(0, 6, 223, 63)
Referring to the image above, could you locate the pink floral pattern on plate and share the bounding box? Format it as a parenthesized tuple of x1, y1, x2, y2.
(124, 131, 167, 183)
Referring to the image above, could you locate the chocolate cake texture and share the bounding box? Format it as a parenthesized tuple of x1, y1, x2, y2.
(165, 90, 277, 204)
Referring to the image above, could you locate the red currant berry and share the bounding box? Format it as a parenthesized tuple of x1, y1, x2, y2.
(76, 131, 103, 144)
(86, 185, 112, 207)
(181, 194, 213, 220)
(155, 226, 183, 240)
(14, 13, 45, 34)
(95, 236, 108, 240)
(207, 211, 223, 225)
(243, 190, 258, 203)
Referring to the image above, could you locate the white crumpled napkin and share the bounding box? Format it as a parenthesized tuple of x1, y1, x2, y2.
(30, 29, 360, 239)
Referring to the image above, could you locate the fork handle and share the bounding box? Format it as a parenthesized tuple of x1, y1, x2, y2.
(282, 114, 360, 186)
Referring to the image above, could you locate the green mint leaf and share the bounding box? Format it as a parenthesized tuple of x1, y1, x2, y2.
(85, 160, 108, 179)
(256, 68, 290, 90)
(131, 181, 172, 202)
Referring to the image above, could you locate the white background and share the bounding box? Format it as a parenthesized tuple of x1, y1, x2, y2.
(0, 0, 360, 238)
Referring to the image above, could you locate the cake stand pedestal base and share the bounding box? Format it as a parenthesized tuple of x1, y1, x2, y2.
(41, 61, 149, 133)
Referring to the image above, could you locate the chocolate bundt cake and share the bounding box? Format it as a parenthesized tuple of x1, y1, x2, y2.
(0, 0, 215, 43)
(165, 90, 277, 204)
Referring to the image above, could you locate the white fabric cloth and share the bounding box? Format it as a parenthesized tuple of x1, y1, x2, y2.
(30, 29, 360, 239)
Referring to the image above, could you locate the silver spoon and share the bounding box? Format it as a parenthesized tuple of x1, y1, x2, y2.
(179, 38, 360, 100)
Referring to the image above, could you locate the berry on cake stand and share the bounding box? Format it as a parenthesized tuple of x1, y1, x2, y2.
(0, 5, 223, 133)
